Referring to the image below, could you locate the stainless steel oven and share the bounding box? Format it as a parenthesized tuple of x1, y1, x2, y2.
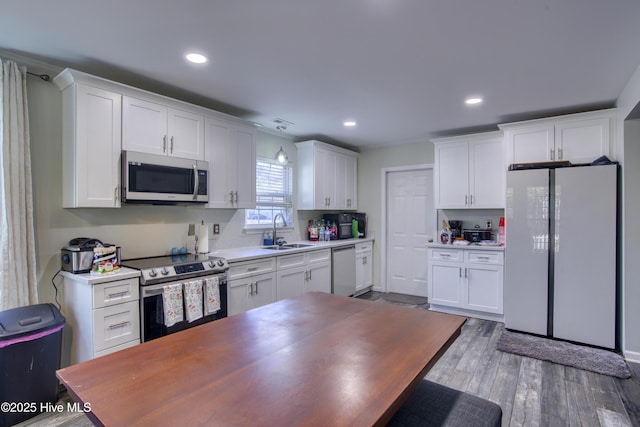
(121, 254, 229, 342)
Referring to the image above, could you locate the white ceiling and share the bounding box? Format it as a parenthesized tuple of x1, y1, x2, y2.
(1, 0, 640, 149)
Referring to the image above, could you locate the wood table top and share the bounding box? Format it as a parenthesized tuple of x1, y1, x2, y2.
(57, 292, 466, 427)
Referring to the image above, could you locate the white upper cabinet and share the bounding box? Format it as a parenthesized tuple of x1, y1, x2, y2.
(205, 116, 256, 209)
(296, 140, 358, 210)
(433, 131, 505, 209)
(122, 96, 205, 160)
(54, 70, 122, 208)
(500, 109, 616, 165)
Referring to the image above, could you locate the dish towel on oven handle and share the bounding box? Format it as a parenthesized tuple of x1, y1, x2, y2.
(162, 283, 184, 327)
(184, 280, 204, 323)
(204, 277, 221, 315)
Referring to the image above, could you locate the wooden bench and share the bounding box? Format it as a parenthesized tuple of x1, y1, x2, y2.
(387, 380, 503, 427)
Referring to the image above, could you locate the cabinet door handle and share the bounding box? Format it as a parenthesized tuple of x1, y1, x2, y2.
(108, 321, 131, 330)
(459, 267, 462, 278)
(249, 282, 254, 296)
(255, 283, 259, 295)
(170, 136, 174, 154)
(465, 195, 468, 206)
(465, 268, 468, 278)
(550, 148, 555, 160)
(230, 191, 235, 204)
(558, 147, 563, 159)
(363, 256, 367, 265)
(108, 291, 129, 299)
(470, 194, 474, 206)
(163, 135, 167, 153)
(114, 186, 119, 203)
(234, 191, 239, 204)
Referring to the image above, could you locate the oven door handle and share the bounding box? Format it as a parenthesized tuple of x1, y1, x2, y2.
(144, 287, 165, 297)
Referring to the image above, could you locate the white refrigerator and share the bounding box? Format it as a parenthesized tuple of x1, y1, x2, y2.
(504, 164, 617, 349)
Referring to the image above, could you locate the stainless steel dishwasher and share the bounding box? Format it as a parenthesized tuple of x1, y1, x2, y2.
(331, 245, 356, 296)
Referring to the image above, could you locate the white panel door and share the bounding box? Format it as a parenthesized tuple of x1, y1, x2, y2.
(553, 165, 617, 348)
(386, 168, 434, 296)
(233, 125, 257, 208)
(554, 117, 610, 164)
(469, 137, 505, 208)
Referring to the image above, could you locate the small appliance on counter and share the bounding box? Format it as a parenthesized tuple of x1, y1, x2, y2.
(60, 238, 121, 274)
(448, 220, 462, 239)
(322, 213, 355, 240)
(351, 212, 367, 238)
(462, 228, 493, 243)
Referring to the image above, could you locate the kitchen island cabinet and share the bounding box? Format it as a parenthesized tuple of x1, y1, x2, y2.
(205, 116, 256, 209)
(432, 131, 504, 209)
(54, 70, 122, 208)
(500, 109, 616, 164)
(428, 245, 504, 321)
(60, 268, 141, 365)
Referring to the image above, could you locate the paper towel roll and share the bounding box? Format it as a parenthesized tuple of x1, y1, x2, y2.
(197, 223, 209, 253)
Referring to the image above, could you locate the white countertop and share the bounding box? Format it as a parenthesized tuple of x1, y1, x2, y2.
(60, 266, 141, 285)
(211, 237, 375, 263)
(426, 243, 505, 251)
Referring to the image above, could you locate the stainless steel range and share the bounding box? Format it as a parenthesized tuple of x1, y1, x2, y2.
(121, 254, 229, 342)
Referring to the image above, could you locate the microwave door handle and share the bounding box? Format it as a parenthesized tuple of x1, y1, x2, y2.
(193, 164, 199, 200)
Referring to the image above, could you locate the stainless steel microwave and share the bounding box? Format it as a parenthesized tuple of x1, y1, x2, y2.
(121, 150, 208, 204)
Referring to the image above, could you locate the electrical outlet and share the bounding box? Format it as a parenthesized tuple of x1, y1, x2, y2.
(213, 224, 220, 235)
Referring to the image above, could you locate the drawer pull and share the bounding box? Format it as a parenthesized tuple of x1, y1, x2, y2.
(440, 254, 451, 257)
(108, 321, 131, 330)
(107, 291, 129, 299)
(247, 267, 258, 272)
(477, 256, 490, 261)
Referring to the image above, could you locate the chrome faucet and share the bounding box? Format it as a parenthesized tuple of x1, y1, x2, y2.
(273, 213, 287, 246)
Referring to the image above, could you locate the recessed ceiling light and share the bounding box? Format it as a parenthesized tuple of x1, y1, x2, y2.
(343, 121, 357, 127)
(465, 96, 483, 105)
(185, 53, 208, 64)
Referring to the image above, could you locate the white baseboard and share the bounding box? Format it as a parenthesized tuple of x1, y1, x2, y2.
(624, 349, 640, 364)
(429, 304, 505, 323)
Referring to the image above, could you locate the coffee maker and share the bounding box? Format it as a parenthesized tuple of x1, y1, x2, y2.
(448, 221, 462, 239)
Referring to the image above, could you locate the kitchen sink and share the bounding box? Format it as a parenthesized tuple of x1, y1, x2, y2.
(261, 245, 294, 250)
(282, 243, 315, 249)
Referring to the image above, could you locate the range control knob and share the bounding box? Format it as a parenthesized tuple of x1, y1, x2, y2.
(208, 261, 215, 268)
(161, 267, 170, 276)
(217, 259, 225, 267)
(148, 269, 158, 277)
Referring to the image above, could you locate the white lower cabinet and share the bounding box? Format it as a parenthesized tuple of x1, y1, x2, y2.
(276, 249, 331, 299)
(227, 258, 276, 315)
(61, 270, 141, 365)
(355, 242, 373, 293)
(428, 247, 503, 319)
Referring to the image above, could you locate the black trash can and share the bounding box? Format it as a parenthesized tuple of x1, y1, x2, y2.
(0, 303, 65, 426)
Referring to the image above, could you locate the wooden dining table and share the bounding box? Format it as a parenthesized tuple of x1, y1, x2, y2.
(57, 292, 466, 427)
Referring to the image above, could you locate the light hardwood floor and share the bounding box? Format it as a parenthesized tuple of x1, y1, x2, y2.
(17, 291, 640, 426)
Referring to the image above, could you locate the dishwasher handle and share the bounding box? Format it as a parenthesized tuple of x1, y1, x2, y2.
(332, 245, 356, 253)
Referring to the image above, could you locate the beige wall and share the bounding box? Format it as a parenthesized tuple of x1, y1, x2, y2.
(357, 142, 435, 290)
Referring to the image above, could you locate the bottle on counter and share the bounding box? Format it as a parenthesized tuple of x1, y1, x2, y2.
(498, 217, 505, 246)
(439, 220, 452, 244)
(308, 220, 319, 241)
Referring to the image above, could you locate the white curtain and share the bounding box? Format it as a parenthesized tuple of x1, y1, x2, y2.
(0, 58, 38, 310)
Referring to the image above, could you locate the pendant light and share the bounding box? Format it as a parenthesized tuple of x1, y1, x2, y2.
(275, 126, 289, 165)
